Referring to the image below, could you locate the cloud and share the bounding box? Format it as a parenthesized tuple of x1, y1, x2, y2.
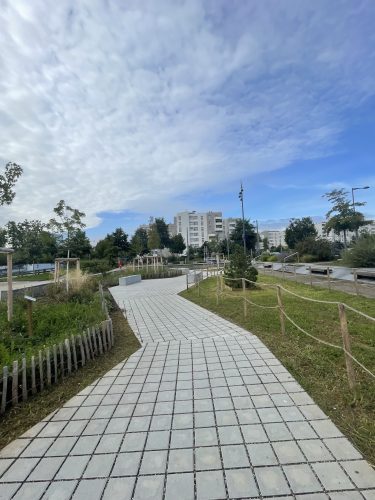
(0, 0, 374, 227)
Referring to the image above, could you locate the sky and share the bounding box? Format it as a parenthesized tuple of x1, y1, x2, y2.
(0, 0, 374, 242)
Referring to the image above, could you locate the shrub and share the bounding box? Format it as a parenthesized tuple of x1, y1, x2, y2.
(295, 237, 333, 262)
(342, 235, 375, 268)
(268, 255, 278, 262)
(224, 249, 258, 288)
(300, 254, 319, 263)
(80, 259, 112, 274)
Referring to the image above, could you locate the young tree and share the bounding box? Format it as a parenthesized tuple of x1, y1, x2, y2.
(148, 223, 161, 250)
(230, 219, 257, 253)
(111, 228, 130, 255)
(262, 237, 269, 251)
(169, 234, 186, 254)
(284, 217, 317, 249)
(154, 218, 170, 248)
(324, 189, 370, 248)
(130, 227, 148, 256)
(224, 247, 258, 288)
(0, 162, 23, 206)
(48, 200, 86, 254)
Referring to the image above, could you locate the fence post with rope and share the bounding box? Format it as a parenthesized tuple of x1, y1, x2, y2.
(276, 285, 286, 335)
(242, 278, 247, 318)
(338, 303, 356, 390)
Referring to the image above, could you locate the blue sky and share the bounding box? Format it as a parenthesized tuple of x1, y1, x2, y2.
(0, 0, 374, 242)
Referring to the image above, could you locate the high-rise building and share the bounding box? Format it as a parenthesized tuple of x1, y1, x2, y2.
(174, 211, 223, 248)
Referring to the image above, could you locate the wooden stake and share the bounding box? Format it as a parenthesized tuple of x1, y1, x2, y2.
(39, 350, 44, 390)
(71, 335, 78, 370)
(65, 339, 72, 374)
(31, 356, 37, 393)
(338, 303, 356, 390)
(354, 271, 359, 296)
(242, 278, 247, 318)
(327, 267, 331, 291)
(97, 326, 103, 355)
(83, 333, 91, 360)
(58, 343, 64, 379)
(78, 335, 85, 366)
(91, 327, 98, 355)
(46, 348, 51, 386)
(26, 300, 33, 337)
(22, 357, 27, 401)
(53, 345, 58, 382)
(101, 323, 107, 351)
(12, 360, 18, 404)
(87, 328, 94, 358)
(1, 366, 8, 414)
(277, 286, 286, 335)
(7, 253, 13, 322)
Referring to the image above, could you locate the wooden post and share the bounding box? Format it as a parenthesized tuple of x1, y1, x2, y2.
(78, 335, 85, 366)
(1, 366, 8, 414)
(338, 303, 356, 390)
(53, 345, 58, 382)
(39, 350, 44, 390)
(91, 327, 98, 355)
(96, 326, 103, 355)
(31, 356, 37, 393)
(22, 357, 27, 401)
(354, 271, 359, 296)
(58, 343, 64, 379)
(282, 263, 285, 280)
(277, 286, 286, 335)
(197, 274, 200, 297)
(83, 333, 91, 360)
(101, 323, 107, 351)
(186, 272, 189, 291)
(87, 328, 94, 358)
(71, 335, 78, 370)
(27, 300, 33, 336)
(46, 348, 51, 386)
(65, 339, 72, 374)
(12, 360, 18, 405)
(242, 278, 247, 318)
(76, 259, 80, 272)
(7, 252, 13, 321)
(309, 266, 313, 287)
(327, 267, 331, 291)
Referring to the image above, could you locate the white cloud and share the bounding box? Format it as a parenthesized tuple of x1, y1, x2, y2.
(0, 0, 374, 227)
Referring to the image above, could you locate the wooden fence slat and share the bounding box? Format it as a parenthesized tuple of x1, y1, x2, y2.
(101, 322, 107, 352)
(105, 320, 111, 349)
(31, 356, 37, 394)
(46, 347, 51, 386)
(38, 351, 44, 391)
(12, 360, 18, 405)
(78, 335, 85, 366)
(1, 366, 8, 414)
(58, 343, 64, 379)
(87, 328, 94, 358)
(53, 345, 58, 383)
(83, 333, 91, 361)
(22, 357, 27, 402)
(109, 319, 114, 346)
(65, 339, 72, 374)
(92, 326, 98, 355)
(71, 335, 78, 371)
(97, 326, 103, 355)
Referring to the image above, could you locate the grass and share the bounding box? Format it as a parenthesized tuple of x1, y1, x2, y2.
(0, 272, 53, 282)
(181, 275, 375, 464)
(0, 296, 140, 450)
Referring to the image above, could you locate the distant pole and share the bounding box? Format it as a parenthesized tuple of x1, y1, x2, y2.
(186, 228, 189, 263)
(256, 220, 260, 255)
(7, 252, 13, 321)
(239, 182, 246, 255)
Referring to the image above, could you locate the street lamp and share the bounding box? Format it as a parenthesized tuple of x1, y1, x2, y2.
(351, 186, 370, 239)
(238, 182, 246, 255)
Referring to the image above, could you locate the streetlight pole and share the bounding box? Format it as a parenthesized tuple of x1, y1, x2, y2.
(351, 186, 370, 239)
(239, 182, 246, 255)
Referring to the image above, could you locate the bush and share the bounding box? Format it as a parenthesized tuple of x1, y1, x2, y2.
(342, 235, 375, 267)
(300, 254, 319, 263)
(224, 249, 258, 288)
(80, 259, 112, 274)
(268, 255, 278, 262)
(295, 237, 333, 262)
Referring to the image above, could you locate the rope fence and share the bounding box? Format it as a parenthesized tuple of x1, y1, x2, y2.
(190, 273, 375, 391)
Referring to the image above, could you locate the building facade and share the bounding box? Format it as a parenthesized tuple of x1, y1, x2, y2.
(173, 211, 224, 248)
(259, 230, 286, 249)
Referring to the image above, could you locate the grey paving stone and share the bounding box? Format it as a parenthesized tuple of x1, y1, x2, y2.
(0, 457, 39, 482)
(194, 412, 215, 428)
(196, 446, 221, 470)
(83, 453, 116, 478)
(241, 424, 268, 443)
(170, 429, 194, 448)
(273, 440, 306, 464)
(168, 448, 194, 472)
(196, 470, 226, 499)
(55, 455, 90, 480)
(145, 430, 170, 450)
(0, 439, 31, 458)
(225, 468, 258, 498)
(283, 463, 322, 493)
(102, 476, 135, 500)
(121, 432, 147, 452)
(111, 451, 142, 476)
(247, 442, 278, 466)
(105, 417, 130, 434)
(221, 444, 249, 468)
(340, 460, 375, 488)
(323, 437, 362, 460)
(21, 437, 54, 457)
(28, 456, 65, 481)
(311, 462, 355, 490)
(72, 478, 106, 499)
(195, 427, 218, 447)
(140, 450, 168, 474)
(218, 425, 243, 445)
(165, 472, 194, 500)
(133, 474, 165, 499)
(297, 439, 333, 461)
(255, 466, 291, 496)
(0, 483, 19, 500)
(42, 479, 77, 499)
(12, 481, 49, 500)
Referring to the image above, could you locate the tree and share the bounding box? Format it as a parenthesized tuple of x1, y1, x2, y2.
(148, 223, 161, 250)
(284, 217, 317, 249)
(295, 237, 333, 262)
(130, 228, 148, 256)
(224, 247, 258, 288)
(48, 200, 86, 254)
(0, 227, 7, 247)
(154, 218, 170, 248)
(169, 234, 186, 254)
(0, 162, 23, 206)
(262, 237, 269, 251)
(230, 219, 257, 253)
(324, 189, 370, 248)
(68, 229, 92, 258)
(111, 228, 130, 255)
(342, 234, 375, 267)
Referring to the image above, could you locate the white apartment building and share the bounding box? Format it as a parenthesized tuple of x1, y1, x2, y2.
(174, 211, 223, 248)
(223, 218, 238, 238)
(260, 230, 286, 248)
(314, 221, 374, 243)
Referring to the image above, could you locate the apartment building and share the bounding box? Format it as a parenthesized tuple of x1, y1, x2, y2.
(174, 211, 224, 248)
(223, 218, 238, 238)
(260, 230, 286, 248)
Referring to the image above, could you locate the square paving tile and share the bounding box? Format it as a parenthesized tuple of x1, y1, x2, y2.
(255, 466, 291, 496)
(225, 468, 258, 498)
(196, 446, 221, 470)
(72, 478, 106, 499)
(111, 451, 142, 476)
(102, 477, 135, 500)
(196, 470, 226, 500)
(311, 462, 355, 491)
(165, 472, 194, 500)
(247, 443, 278, 466)
(283, 463, 322, 493)
(168, 448, 194, 472)
(140, 450, 168, 475)
(221, 444, 249, 468)
(133, 474, 165, 500)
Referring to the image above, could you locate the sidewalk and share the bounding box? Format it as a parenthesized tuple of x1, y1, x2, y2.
(0, 276, 374, 499)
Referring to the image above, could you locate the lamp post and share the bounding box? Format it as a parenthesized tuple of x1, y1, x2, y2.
(351, 186, 370, 239)
(239, 183, 246, 255)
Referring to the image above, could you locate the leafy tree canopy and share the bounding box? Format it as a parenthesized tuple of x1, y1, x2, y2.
(0, 162, 23, 206)
(229, 219, 257, 253)
(169, 234, 186, 254)
(285, 217, 317, 249)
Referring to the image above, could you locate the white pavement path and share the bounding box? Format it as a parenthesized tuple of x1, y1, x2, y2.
(0, 277, 374, 499)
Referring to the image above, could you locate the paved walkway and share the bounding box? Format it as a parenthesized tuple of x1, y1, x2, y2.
(0, 277, 374, 499)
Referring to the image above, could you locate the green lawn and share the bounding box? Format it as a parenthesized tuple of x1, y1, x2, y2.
(181, 275, 375, 464)
(0, 272, 53, 282)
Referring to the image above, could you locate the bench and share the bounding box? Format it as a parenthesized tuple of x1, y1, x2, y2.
(119, 275, 142, 286)
(354, 269, 375, 282)
(309, 266, 332, 275)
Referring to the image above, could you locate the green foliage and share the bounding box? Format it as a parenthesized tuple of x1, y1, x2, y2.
(224, 248, 258, 288)
(262, 237, 269, 251)
(48, 200, 86, 255)
(342, 234, 375, 267)
(300, 254, 319, 263)
(0, 162, 23, 206)
(285, 217, 317, 249)
(94, 228, 129, 264)
(148, 223, 161, 250)
(80, 259, 113, 274)
(268, 255, 278, 262)
(154, 218, 170, 248)
(229, 219, 257, 253)
(130, 227, 148, 256)
(295, 237, 333, 262)
(169, 234, 186, 254)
